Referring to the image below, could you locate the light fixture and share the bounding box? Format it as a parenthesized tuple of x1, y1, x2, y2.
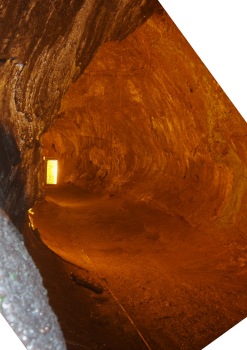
(45, 158, 58, 185)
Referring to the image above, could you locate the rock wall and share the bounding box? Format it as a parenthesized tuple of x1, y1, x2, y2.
(0, 210, 66, 349)
(42, 12, 247, 229)
(0, 0, 160, 224)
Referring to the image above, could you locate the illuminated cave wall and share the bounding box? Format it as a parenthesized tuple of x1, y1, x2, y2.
(42, 12, 247, 229)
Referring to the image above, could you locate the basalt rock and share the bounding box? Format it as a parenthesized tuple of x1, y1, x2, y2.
(0, 210, 66, 350)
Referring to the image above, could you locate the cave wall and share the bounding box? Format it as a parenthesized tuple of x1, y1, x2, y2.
(0, 211, 66, 349)
(0, 0, 160, 223)
(42, 11, 247, 229)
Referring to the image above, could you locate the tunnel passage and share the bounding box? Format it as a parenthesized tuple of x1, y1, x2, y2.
(42, 11, 247, 230)
(31, 11, 247, 349)
(0, 2, 246, 349)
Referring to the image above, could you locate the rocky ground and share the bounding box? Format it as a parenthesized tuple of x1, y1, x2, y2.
(22, 184, 247, 350)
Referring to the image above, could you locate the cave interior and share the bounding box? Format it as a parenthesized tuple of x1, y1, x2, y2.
(0, 1, 247, 350)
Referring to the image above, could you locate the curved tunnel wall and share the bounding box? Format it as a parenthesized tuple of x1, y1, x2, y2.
(0, 3, 246, 348)
(42, 12, 247, 229)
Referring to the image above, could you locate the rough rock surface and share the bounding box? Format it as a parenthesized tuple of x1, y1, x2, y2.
(0, 210, 66, 350)
(43, 12, 247, 230)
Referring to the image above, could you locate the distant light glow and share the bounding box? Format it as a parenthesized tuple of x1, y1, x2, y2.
(46, 159, 58, 185)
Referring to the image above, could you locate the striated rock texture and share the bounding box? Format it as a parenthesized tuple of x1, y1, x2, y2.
(43, 12, 247, 230)
(0, 0, 160, 224)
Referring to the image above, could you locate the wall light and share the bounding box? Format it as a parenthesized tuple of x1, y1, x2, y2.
(45, 158, 58, 185)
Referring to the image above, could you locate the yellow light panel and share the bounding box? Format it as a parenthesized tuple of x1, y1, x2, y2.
(46, 159, 58, 185)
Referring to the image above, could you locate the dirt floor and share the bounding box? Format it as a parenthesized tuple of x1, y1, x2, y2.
(23, 184, 247, 350)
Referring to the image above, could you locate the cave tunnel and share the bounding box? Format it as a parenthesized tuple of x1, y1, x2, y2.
(1, 1, 247, 350)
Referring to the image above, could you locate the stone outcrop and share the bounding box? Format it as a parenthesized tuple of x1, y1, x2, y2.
(0, 210, 66, 349)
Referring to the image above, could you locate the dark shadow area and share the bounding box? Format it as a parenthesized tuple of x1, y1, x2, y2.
(0, 124, 25, 224)
(0, 124, 21, 173)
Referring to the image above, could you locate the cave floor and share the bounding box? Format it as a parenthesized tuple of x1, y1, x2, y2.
(24, 184, 247, 350)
